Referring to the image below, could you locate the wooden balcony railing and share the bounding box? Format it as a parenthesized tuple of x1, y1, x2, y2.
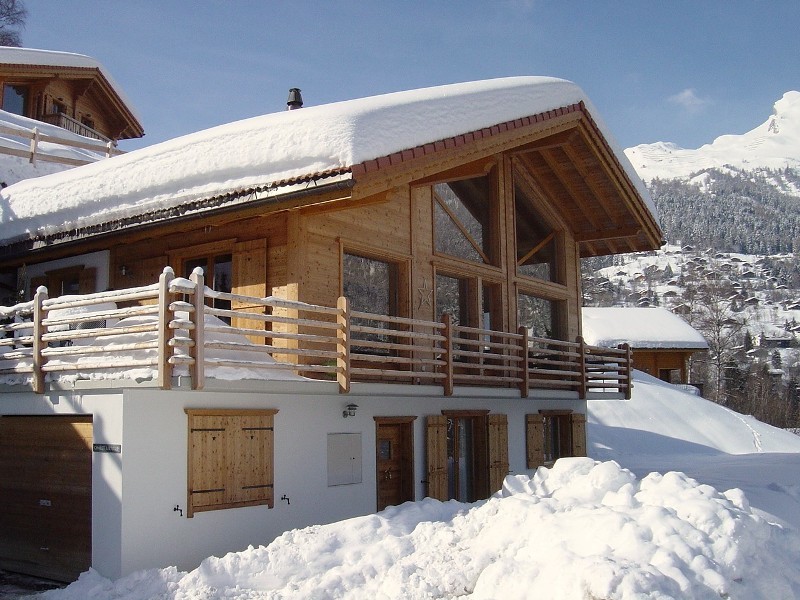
(39, 112, 111, 143)
(0, 267, 632, 398)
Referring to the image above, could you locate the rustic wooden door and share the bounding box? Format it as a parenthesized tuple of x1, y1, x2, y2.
(0, 415, 92, 582)
(375, 419, 414, 511)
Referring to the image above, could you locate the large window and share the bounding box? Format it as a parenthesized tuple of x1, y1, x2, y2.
(433, 174, 496, 265)
(185, 409, 277, 517)
(342, 251, 405, 355)
(526, 412, 586, 468)
(514, 174, 560, 283)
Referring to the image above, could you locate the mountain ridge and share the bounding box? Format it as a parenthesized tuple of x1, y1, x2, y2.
(625, 91, 800, 194)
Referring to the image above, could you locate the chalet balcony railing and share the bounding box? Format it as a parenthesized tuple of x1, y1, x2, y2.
(39, 112, 112, 143)
(0, 267, 632, 398)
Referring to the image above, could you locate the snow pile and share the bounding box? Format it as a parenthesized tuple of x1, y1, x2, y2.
(38, 458, 800, 599)
(0, 76, 653, 245)
(625, 91, 800, 182)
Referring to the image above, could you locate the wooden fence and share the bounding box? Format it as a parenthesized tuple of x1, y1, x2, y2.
(0, 122, 122, 169)
(0, 267, 632, 398)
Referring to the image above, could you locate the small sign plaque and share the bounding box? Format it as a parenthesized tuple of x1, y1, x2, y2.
(93, 443, 121, 453)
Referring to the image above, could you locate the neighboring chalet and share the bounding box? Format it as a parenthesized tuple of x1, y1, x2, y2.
(0, 46, 144, 142)
(582, 307, 708, 385)
(0, 78, 662, 581)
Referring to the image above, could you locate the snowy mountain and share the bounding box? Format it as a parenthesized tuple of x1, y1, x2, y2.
(625, 91, 800, 196)
(35, 374, 800, 599)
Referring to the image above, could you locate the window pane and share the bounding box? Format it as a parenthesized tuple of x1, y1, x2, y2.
(518, 292, 559, 339)
(213, 255, 232, 293)
(436, 274, 476, 327)
(433, 176, 493, 264)
(3, 84, 27, 116)
(342, 253, 396, 315)
(515, 180, 558, 282)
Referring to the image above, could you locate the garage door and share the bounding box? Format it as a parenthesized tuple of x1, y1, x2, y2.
(0, 415, 92, 582)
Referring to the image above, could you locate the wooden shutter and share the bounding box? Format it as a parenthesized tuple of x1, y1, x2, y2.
(233, 414, 275, 507)
(487, 414, 509, 494)
(186, 409, 277, 517)
(425, 415, 448, 501)
(570, 413, 587, 457)
(526, 413, 545, 470)
(187, 415, 228, 516)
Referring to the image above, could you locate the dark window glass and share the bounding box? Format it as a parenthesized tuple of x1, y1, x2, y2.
(434, 175, 494, 265)
(3, 84, 27, 116)
(517, 292, 561, 340)
(515, 179, 559, 282)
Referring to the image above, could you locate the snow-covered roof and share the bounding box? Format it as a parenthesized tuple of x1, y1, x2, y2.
(582, 307, 708, 350)
(0, 46, 139, 122)
(0, 76, 654, 248)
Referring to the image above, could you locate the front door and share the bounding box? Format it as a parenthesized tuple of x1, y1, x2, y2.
(375, 418, 415, 511)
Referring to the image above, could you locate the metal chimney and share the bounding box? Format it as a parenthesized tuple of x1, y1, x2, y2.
(286, 88, 303, 110)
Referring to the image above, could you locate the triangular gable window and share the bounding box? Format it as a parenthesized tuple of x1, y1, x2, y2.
(433, 175, 494, 265)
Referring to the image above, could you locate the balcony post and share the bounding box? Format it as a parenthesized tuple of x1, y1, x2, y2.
(190, 268, 205, 391)
(442, 313, 454, 396)
(577, 335, 587, 399)
(31, 286, 48, 394)
(620, 343, 632, 399)
(518, 326, 529, 398)
(337, 296, 351, 394)
(157, 267, 175, 390)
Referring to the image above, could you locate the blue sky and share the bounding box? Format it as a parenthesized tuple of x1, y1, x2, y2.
(24, 1, 799, 152)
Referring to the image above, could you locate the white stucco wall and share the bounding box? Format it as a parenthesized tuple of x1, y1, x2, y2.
(2, 379, 585, 579)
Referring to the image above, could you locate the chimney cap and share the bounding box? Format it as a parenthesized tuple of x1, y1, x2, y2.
(287, 88, 303, 110)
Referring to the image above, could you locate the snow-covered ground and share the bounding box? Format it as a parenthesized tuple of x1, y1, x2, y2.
(34, 371, 800, 599)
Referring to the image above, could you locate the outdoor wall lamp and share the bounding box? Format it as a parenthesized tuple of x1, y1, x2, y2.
(342, 403, 358, 418)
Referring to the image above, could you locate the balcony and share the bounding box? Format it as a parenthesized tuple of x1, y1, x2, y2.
(39, 112, 112, 143)
(0, 268, 632, 398)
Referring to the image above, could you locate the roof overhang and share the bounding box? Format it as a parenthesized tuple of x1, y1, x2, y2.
(350, 102, 663, 257)
(0, 63, 144, 139)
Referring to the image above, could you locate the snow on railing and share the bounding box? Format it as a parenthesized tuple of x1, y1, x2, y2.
(0, 122, 123, 168)
(0, 267, 632, 398)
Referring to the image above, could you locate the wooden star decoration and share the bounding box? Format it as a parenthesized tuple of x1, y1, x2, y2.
(417, 277, 433, 308)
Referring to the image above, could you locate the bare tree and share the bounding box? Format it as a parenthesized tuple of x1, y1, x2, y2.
(0, 0, 26, 47)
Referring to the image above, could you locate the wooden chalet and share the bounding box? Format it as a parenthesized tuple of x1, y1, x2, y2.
(582, 307, 708, 385)
(0, 77, 662, 581)
(0, 47, 143, 142)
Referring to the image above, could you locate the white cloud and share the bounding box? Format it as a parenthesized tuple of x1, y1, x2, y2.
(667, 88, 712, 113)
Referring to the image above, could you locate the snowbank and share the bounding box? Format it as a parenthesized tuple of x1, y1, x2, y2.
(38, 459, 800, 599)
